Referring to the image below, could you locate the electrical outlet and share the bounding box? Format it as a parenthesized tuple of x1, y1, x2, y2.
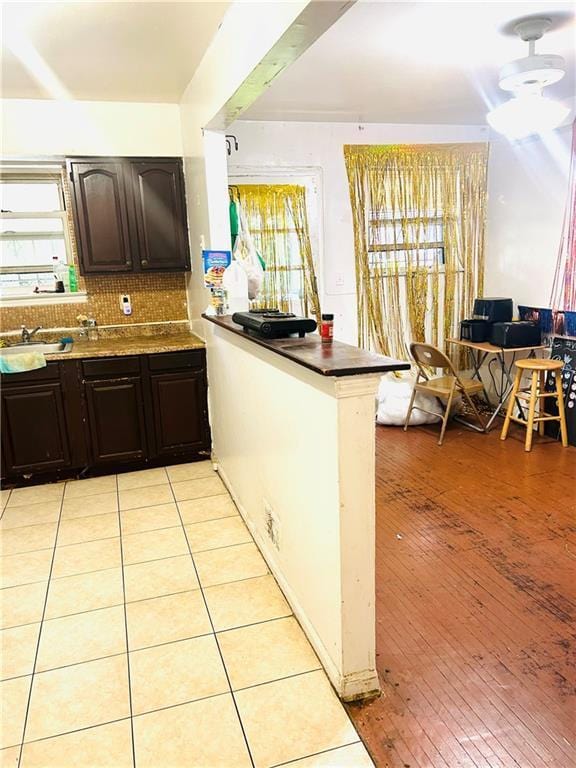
(119, 294, 132, 315)
(335, 272, 344, 287)
(263, 499, 280, 551)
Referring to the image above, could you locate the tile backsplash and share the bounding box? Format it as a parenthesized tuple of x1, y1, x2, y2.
(0, 273, 190, 332)
(0, 173, 190, 333)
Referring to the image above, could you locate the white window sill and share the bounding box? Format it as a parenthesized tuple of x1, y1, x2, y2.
(0, 292, 88, 308)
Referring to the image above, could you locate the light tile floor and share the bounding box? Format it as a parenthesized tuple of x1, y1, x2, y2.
(1, 463, 374, 768)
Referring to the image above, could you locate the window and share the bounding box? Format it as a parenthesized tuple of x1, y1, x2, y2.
(0, 167, 72, 295)
(229, 179, 321, 320)
(249, 219, 305, 311)
(368, 208, 446, 272)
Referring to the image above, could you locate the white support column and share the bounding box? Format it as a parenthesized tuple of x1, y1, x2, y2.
(335, 377, 381, 701)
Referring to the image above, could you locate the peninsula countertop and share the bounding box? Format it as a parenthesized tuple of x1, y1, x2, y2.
(203, 314, 410, 377)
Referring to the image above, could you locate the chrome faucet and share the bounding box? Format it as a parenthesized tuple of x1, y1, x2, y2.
(20, 325, 43, 343)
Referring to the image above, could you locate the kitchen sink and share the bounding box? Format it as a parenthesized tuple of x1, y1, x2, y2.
(0, 342, 73, 355)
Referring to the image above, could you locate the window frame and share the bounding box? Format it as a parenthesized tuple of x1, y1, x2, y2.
(367, 211, 447, 273)
(0, 166, 73, 287)
(228, 166, 323, 301)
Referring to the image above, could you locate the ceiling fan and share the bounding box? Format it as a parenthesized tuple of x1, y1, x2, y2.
(487, 17, 570, 139)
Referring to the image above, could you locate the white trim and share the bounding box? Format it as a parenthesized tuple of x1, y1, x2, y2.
(0, 163, 65, 172)
(228, 164, 325, 303)
(228, 164, 323, 180)
(0, 292, 88, 307)
(0, 168, 74, 281)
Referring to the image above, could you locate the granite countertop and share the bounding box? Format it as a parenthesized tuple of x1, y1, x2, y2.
(41, 332, 205, 361)
(203, 314, 410, 377)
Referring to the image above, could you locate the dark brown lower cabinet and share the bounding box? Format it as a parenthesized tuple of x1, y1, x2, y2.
(85, 377, 147, 464)
(1, 382, 71, 474)
(150, 371, 209, 456)
(0, 349, 210, 481)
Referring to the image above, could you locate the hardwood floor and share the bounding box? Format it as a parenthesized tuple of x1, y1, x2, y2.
(346, 421, 576, 768)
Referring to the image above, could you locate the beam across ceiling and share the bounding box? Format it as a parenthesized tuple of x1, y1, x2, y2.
(208, 1, 356, 130)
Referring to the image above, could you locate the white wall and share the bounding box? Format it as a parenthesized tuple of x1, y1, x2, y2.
(230, 120, 572, 337)
(1, 98, 183, 156)
(229, 120, 489, 344)
(205, 319, 381, 700)
(484, 126, 571, 311)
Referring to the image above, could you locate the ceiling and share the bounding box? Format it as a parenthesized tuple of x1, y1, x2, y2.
(241, 0, 575, 124)
(1, 1, 229, 102)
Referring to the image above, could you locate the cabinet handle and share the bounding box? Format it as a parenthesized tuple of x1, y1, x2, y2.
(141, 259, 148, 265)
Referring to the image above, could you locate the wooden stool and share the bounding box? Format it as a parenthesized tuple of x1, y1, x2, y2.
(501, 359, 568, 452)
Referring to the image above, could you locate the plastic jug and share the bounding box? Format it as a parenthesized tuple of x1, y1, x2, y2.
(222, 260, 249, 313)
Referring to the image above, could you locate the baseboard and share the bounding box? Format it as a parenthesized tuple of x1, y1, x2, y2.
(214, 459, 381, 702)
(339, 671, 382, 703)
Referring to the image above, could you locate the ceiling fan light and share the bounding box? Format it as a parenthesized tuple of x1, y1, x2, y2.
(487, 93, 569, 139)
(498, 54, 566, 92)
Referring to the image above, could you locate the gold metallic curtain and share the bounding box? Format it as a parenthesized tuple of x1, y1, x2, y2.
(230, 184, 321, 323)
(344, 143, 489, 360)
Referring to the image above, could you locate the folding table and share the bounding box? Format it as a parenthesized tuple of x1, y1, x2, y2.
(446, 338, 547, 430)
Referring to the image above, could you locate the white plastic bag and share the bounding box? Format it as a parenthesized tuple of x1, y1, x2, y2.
(233, 204, 264, 300)
(376, 374, 442, 426)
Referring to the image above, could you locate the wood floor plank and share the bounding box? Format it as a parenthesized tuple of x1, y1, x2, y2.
(347, 423, 576, 768)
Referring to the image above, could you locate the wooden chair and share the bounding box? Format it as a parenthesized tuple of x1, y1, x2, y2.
(501, 358, 568, 452)
(404, 342, 487, 446)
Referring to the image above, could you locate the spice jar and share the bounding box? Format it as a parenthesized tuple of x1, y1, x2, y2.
(320, 313, 334, 344)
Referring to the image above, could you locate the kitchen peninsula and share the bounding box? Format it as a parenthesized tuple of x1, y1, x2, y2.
(203, 314, 409, 701)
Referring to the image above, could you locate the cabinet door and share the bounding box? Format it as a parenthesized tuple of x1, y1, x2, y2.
(1, 383, 71, 474)
(128, 160, 191, 271)
(85, 378, 147, 464)
(150, 371, 209, 456)
(67, 159, 133, 274)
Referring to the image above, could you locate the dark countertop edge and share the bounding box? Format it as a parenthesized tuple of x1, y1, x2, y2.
(203, 314, 410, 377)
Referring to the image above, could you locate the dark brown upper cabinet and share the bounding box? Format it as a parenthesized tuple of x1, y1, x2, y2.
(128, 160, 191, 271)
(66, 157, 191, 275)
(67, 159, 133, 274)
